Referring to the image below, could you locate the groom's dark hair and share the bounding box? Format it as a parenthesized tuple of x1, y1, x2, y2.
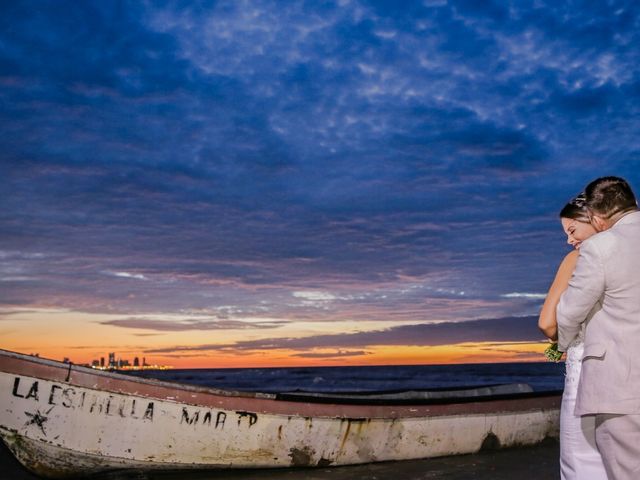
(585, 176, 637, 218)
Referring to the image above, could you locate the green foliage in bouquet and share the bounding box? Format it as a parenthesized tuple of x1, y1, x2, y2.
(544, 343, 563, 362)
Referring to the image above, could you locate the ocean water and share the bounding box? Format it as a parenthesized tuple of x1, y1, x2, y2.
(125, 361, 565, 394)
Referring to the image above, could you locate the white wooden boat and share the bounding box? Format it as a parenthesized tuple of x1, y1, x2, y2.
(0, 349, 560, 478)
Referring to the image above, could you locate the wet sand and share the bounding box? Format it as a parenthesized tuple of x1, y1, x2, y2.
(1, 439, 560, 479)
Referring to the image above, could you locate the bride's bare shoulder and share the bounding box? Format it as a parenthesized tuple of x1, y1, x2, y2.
(559, 249, 579, 270)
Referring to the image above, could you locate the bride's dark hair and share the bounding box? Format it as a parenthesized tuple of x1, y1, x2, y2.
(559, 193, 590, 223)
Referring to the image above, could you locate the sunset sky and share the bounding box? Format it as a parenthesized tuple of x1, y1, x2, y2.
(2, 1, 640, 368)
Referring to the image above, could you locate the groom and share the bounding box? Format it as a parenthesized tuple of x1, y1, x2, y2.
(557, 176, 640, 480)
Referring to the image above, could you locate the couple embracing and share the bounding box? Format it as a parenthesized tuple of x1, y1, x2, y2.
(538, 176, 640, 480)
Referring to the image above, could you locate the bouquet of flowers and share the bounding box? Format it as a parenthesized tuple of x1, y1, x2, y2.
(544, 343, 563, 362)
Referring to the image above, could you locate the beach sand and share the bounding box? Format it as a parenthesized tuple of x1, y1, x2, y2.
(1, 438, 560, 479)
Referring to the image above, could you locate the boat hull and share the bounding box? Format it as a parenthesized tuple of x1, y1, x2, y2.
(0, 350, 560, 478)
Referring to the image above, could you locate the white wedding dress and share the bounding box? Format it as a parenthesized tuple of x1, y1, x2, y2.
(560, 330, 608, 479)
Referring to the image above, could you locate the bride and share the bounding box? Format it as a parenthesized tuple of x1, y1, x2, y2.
(538, 194, 608, 480)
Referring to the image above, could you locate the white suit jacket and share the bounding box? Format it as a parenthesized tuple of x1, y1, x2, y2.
(557, 210, 640, 415)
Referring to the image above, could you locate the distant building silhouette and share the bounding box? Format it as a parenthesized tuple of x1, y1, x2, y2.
(87, 352, 170, 370)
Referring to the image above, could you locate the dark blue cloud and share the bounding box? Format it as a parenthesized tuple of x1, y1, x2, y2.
(143, 316, 543, 354)
(1, 1, 640, 340)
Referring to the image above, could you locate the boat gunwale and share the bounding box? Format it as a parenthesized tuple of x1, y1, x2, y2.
(273, 388, 562, 406)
